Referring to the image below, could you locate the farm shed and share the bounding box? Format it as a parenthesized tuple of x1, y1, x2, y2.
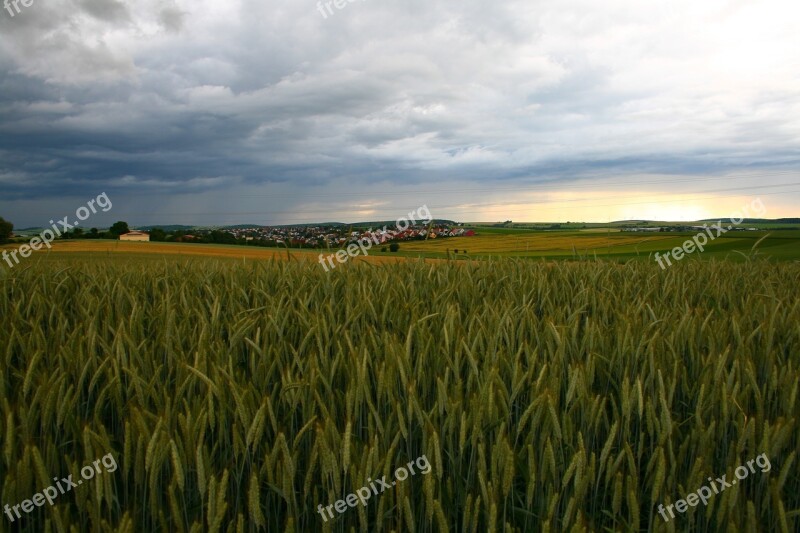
(120, 231, 150, 242)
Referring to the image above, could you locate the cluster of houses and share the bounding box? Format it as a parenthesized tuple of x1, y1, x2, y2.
(119, 223, 476, 247)
(340, 225, 475, 246)
(216, 224, 476, 247)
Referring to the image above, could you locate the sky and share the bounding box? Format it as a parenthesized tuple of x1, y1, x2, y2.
(1, 0, 799, 228)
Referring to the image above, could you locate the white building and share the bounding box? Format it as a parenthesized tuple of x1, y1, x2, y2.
(120, 231, 150, 242)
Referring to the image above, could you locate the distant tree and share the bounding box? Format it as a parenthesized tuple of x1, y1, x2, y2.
(109, 221, 130, 237)
(73, 227, 84, 238)
(206, 230, 236, 245)
(381, 247, 387, 252)
(0, 216, 13, 244)
(149, 228, 167, 242)
(389, 243, 400, 252)
(89, 228, 99, 239)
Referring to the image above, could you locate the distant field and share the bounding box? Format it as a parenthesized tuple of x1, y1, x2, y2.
(397, 229, 800, 261)
(0, 240, 415, 266)
(3, 229, 800, 265)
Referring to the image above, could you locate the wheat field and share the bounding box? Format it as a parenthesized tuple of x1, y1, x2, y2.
(0, 257, 798, 532)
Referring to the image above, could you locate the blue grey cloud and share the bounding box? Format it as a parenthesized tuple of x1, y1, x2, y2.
(1, 0, 799, 226)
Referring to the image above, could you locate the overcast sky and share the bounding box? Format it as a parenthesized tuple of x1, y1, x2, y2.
(1, 0, 799, 228)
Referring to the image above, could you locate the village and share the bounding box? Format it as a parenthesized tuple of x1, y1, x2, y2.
(122, 222, 477, 248)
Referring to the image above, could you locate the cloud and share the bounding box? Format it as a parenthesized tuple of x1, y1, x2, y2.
(77, 0, 131, 23)
(1, 0, 798, 225)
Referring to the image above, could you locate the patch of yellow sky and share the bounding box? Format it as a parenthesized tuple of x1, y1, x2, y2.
(456, 192, 771, 223)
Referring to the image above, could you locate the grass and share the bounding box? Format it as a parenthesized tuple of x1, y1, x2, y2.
(0, 255, 798, 531)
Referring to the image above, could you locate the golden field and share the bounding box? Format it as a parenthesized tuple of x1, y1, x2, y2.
(0, 256, 798, 531)
(1, 240, 416, 266)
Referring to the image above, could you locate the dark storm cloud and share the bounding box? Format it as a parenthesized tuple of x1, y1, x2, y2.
(77, 0, 130, 23)
(1, 0, 799, 226)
